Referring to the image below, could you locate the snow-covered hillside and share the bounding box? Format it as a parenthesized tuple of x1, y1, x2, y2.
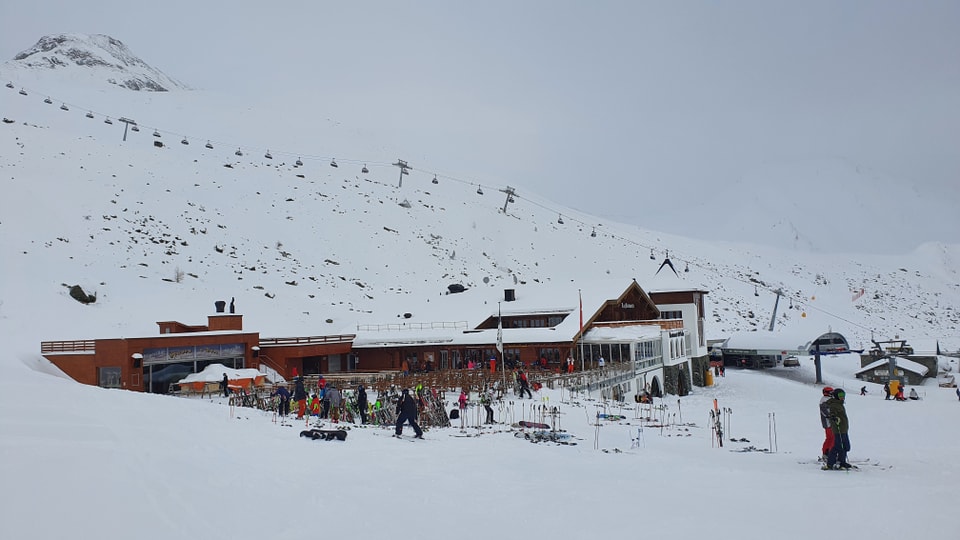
(1, 34, 959, 356)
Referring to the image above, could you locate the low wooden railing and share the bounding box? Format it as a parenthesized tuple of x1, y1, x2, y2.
(41, 340, 96, 354)
(258, 334, 356, 346)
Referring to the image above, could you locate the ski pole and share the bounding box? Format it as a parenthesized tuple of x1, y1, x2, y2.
(677, 399, 682, 424)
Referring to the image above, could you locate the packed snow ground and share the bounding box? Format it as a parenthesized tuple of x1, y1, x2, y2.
(2, 352, 957, 539)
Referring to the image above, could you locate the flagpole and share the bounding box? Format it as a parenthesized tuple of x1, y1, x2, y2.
(498, 302, 506, 395)
(579, 289, 584, 373)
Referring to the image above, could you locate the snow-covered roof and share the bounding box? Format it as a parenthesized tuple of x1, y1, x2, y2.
(856, 356, 930, 377)
(583, 325, 661, 342)
(351, 278, 667, 348)
(720, 330, 820, 353)
(176, 363, 264, 384)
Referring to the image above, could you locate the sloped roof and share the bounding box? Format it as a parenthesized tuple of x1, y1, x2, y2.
(351, 278, 664, 349)
(856, 356, 930, 376)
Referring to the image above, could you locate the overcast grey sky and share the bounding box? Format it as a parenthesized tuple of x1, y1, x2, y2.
(3, 1, 958, 249)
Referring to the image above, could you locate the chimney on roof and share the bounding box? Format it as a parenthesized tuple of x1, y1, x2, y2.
(504, 289, 516, 302)
(214, 300, 226, 313)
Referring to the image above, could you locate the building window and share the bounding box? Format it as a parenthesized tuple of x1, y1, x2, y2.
(98, 366, 122, 388)
(439, 350, 449, 370)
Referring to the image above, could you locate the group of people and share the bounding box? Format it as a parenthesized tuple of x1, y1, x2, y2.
(883, 381, 919, 401)
(269, 371, 369, 425)
(818, 386, 852, 470)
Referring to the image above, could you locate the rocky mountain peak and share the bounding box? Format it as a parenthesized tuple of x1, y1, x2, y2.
(11, 33, 188, 91)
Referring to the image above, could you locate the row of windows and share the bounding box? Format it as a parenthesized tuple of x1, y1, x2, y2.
(508, 316, 566, 328)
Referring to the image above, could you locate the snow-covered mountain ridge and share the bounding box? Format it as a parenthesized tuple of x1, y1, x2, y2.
(1, 34, 958, 356)
(8, 33, 187, 91)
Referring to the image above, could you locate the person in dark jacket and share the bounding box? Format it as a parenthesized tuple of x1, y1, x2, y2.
(293, 372, 308, 419)
(394, 388, 423, 438)
(220, 373, 230, 397)
(272, 385, 291, 417)
(356, 384, 368, 424)
(824, 389, 851, 470)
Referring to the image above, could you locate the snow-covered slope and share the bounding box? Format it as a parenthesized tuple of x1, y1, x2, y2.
(1, 34, 958, 356)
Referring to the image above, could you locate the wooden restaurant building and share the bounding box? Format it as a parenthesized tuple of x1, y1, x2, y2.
(41, 278, 710, 399)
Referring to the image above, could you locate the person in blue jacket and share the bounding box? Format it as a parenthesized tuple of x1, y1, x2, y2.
(271, 385, 291, 417)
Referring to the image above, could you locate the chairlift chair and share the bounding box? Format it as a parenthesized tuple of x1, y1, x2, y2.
(591, 227, 597, 238)
(557, 214, 564, 224)
(330, 159, 338, 168)
(265, 150, 273, 159)
(684, 263, 690, 273)
(44, 97, 53, 104)
(235, 148, 243, 156)
(4, 82, 13, 89)
(477, 186, 484, 195)
(181, 137, 189, 145)
(508, 196, 515, 203)
(432, 175, 438, 184)
(205, 141, 213, 149)
(649, 249, 655, 260)
(131, 125, 139, 132)
(153, 130, 161, 138)
(104, 117, 113, 125)
(754, 286, 759, 297)
(295, 157, 303, 166)
(85, 111, 94, 119)
(18, 89, 27, 96)
(361, 164, 369, 174)
(60, 103, 69, 111)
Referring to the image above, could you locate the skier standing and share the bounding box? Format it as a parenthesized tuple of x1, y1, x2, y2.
(518, 370, 533, 399)
(481, 386, 495, 424)
(356, 384, 368, 424)
(824, 389, 852, 470)
(327, 384, 342, 423)
(394, 388, 424, 438)
(220, 373, 230, 397)
(818, 386, 835, 462)
(292, 370, 308, 419)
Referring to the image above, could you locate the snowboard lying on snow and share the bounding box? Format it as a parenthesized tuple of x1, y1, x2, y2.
(299, 428, 348, 441)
